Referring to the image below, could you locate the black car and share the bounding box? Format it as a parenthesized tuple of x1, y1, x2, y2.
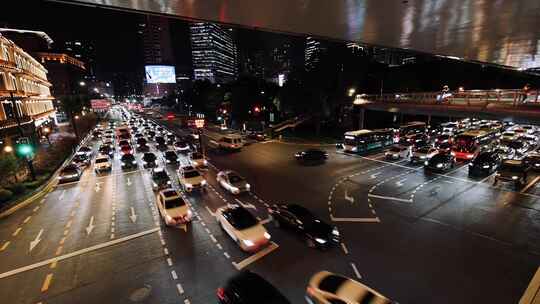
(92, 130, 102, 139)
(155, 136, 166, 145)
(72, 154, 90, 168)
(494, 159, 530, 189)
(135, 138, 147, 146)
(151, 168, 171, 190)
(120, 154, 137, 169)
(468, 151, 502, 177)
(137, 143, 150, 153)
(494, 145, 516, 160)
(504, 140, 529, 156)
(524, 152, 540, 171)
(133, 133, 144, 139)
(268, 204, 340, 248)
(58, 164, 82, 184)
(424, 152, 456, 172)
(217, 271, 290, 304)
(163, 150, 179, 165)
(294, 149, 328, 164)
(146, 130, 156, 140)
(156, 142, 169, 151)
(98, 144, 114, 157)
(142, 152, 157, 168)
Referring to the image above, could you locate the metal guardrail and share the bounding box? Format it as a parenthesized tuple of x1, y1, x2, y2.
(363, 89, 540, 107)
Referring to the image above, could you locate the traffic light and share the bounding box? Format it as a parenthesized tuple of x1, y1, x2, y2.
(15, 137, 34, 158)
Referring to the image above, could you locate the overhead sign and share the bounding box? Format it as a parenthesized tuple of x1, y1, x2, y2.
(145, 65, 176, 84)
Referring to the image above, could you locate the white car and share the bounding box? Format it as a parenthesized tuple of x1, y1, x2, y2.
(410, 146, 438, 163)
(189, 152, 207, 168)
(218, 135, 243, 150)
(216, 170, 251, 194)
(216, 205, 270, 252)
(156, 189, 192, 226)
(501, 131, 517, 141)
(385, 145, 410, 160)
(94, 154, 112, 173)
(306, 271, 392, 304)
(177, 165, 207, 192)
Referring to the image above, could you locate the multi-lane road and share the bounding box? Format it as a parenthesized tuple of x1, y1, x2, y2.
(1, 112, 539, 304)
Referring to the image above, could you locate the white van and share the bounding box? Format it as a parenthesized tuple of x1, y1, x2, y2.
(218, 135, 243, 150)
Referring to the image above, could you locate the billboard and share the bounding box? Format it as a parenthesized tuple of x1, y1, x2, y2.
(90, 99, 111, 112)
(145, 65, 176, 84)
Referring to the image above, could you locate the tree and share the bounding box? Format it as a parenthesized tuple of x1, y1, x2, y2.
(0, 154, 20, 185)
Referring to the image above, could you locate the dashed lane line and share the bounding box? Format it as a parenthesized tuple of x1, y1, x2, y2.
(41, 273, 53, 292)
(341, 243, 349, 255)
(350, 262, 362, 279)
(232, 242, 279, 270)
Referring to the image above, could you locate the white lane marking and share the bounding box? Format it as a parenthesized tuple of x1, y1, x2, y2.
(41, 273, 54, 292)
(232, 242, 279, 270)
(521, 176, 540, 194)
(224, 252, 230, 259)
(164, 248, 169, 255)
(341, 243, 349, 254)
(367, 194, 412, 203)
(205, 206, 216, 217)
(86, 216, 95, 235)
(23, 216, 31, 224)
(330, 215, 380, 223)
(209, 234, 217, 243)
(167, 258, 173, 266)
(369, 172, 381, 179)
(33, 206, 40, 212)
(12, 228, 22, 236)
(65, 220, 72, 228)
(171, 270, 178, 280)
(520, 266, 540, 304)
(0, 227, 162, 279)
(29, 228, 44, 252)
(350, 262, 362, 279)
(176, 283, 184, 295)
(0, 241, 10, 252)
(216, 243, 223, 250)
(127, 177, 132, 186)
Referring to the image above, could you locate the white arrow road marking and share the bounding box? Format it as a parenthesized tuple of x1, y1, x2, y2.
(344, 189, 354, 204)
(29, 229, 44, 252)
(235, 198, 257, 210)
(370, 172, 381, 179)
(95, 182, 103, 192)
(85, 216, 95, 235)
(129, 207, 138, 223)
(127, 178, 132, 186)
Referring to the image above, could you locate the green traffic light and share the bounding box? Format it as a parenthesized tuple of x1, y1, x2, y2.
(18, 144, 32, 155)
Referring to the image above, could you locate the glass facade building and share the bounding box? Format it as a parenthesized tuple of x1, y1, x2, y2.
(190, 23, 237, 84)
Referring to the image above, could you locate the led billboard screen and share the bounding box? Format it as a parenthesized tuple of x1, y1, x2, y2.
(145, 65, 176, 84)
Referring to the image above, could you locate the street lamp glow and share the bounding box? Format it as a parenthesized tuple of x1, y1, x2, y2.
(43, 127, 50, 133)
(348, 88, 356, 97)
(3, 145, 13, 153)
(74, 115, 80, 120)
(79, 81, 86, 86)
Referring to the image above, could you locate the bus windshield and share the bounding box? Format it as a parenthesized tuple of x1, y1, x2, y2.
(454, 135, 476, 152)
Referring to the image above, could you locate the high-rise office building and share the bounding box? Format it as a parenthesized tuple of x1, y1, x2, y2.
(190, 22, 237, 84)
(63, 40, 95, 75)
(139, 15, 174, 65)
(305, 36, 326, 71)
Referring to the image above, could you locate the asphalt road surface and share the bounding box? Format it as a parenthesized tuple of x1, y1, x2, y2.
(1, 112, 539, 304)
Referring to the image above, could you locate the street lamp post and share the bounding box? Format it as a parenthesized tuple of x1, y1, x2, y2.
(72, 114, 80, 140)
(195, 119, 205, 157)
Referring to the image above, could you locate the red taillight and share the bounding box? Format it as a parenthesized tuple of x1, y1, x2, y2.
(217, 287, 225, 300)
(306, 286, 316, 296)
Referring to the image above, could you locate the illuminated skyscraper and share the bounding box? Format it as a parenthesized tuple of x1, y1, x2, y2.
(190, 23, 237, 83)
(305, 36, 326, 71)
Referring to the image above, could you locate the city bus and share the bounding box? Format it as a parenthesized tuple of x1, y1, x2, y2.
(394, 121, 427, 143)
(343, 129, 394, 153)
(452, 130, 497, 160)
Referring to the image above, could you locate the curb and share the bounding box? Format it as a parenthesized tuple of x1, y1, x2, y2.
(0, 132, 92, 219)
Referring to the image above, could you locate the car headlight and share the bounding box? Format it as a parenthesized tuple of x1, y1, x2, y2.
(230, 186, 239, 193)
(143, 161, 147, 164)
(263, 232, 271, 239)
(153, 182, 158, 187)
(203, 160, 208, 165)
(482, 165, 490, 169)
(245, 183, 251, 190)
(201, 180, 207, 186)
(315, 238, 327, 244)
(512, 176, 519, 180)
(121, 162, 126, 166)
(424, 161, 429, 166)
(132, 161, 137, 164)
(436, 163, 443, 168)
(166, 160, 171, 163)
(332, 228, 340, 236)
(185, 183, 192, 188)
(242, 239, 254, 247)
(420, 155, 426, 159)
(166, 180, 172, 185)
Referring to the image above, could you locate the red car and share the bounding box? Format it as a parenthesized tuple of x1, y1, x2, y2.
(119, 144, 133, 155)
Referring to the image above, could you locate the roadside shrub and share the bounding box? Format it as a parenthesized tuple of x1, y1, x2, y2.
(8, 184, 26, 195)
(0, 189, 13, 203)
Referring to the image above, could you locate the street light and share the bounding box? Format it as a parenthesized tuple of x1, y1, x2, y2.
(79, 81, 86, 86)
(348, 88, 356, 97)
(74, 115, 80, 120)
(3, 145, 13, 153)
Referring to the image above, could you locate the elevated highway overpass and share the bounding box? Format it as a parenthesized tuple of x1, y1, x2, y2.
(356, 89, 540, 124)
